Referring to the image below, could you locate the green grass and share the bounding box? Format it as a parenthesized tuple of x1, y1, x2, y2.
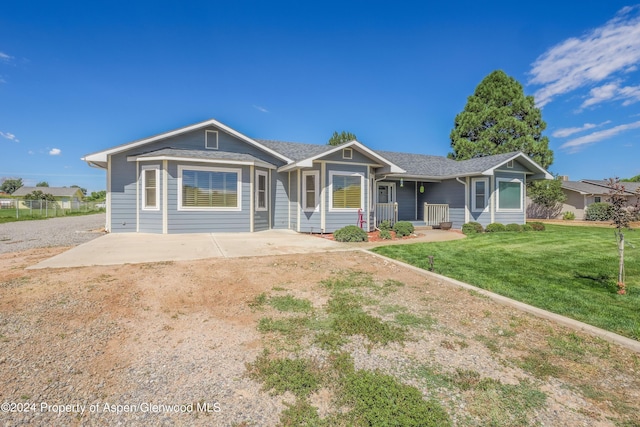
(0, 208, 104, 223)
(372, 225, 640, 340)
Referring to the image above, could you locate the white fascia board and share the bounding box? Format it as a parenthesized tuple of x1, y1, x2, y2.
(128, 155, 276, 169)
(278, 140, 405, 174)
(481, 152, 553, 180)
(83, 118, 293, 164)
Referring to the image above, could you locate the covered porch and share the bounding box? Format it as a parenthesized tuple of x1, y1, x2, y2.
(373, 179, 452, 228)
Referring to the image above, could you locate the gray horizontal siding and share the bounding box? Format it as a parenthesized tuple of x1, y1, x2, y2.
(166, 162, 251, 233)
(272, 172, 289, 229)
(395, 181, 416, 221)
(324, 163, 369, 233)
(109, 152, 138, 232)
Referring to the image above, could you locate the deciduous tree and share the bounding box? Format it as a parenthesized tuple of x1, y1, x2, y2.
(0, 178, 23, 194)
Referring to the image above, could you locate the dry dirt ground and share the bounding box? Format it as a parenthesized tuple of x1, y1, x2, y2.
(0, 247, 639, 426)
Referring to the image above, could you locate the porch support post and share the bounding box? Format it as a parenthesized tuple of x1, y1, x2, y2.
(321, 162, 326, 233)
(490, 175, 495, 224)
(135, 160, 139, 232)
(250, 165, 255, 232)
(162, 160, 168, 234)
(297, 169, 301, 232)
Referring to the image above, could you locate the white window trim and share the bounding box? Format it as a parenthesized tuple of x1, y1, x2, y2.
(471, 177, 489, 213)
(255, 170, 268, 212)
(141, 165, 160, 211)
(496, 177, 523, 212)
(302, 170, 320, 212)
(342, 148, 353, 160)
(205, 130, 218, 150)
(177, 165, 242, 211)
(329, 170, 364, 212)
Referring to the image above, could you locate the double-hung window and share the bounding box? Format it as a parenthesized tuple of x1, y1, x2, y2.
(142, 166, 159, 210)
(330, 171, 363, 210)
(256, 170, 267, 211)
(303, 171, 319, 211)
(179, 166, 242, 211)
(496, 178, 522, 211)
(471, 178, 488, 212)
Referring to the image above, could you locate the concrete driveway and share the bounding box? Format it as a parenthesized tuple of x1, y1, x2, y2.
(29, 229, 464, 269)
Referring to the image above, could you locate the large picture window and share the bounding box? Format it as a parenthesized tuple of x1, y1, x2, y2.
(330, 171, 363, 210)
(179, 166, 242, 210)
(302, 171, 319, 211)
(497, 178, 522, 211)
(471, 178, 488, 212)
(142, 167, 159, 210)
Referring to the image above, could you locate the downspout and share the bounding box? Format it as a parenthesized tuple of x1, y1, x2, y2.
(456, 177, 469, 224)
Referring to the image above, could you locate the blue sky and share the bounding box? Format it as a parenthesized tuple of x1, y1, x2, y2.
(1, 0, 639, 192)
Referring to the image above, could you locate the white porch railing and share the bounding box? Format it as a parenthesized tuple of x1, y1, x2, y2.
(376, 202, 398, 227)
(424, 203, 449, 226)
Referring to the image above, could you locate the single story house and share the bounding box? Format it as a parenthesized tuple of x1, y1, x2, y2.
(557, 179, 639, 219)
(12, 186, 85, 209)
(82, 118, 552, 234)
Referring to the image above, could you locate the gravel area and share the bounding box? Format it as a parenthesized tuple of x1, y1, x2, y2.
(0, 250, 638, 426)
(0, 214, 106, 253)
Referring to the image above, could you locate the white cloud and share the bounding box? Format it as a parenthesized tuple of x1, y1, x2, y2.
(552, 123, 597, 138)
(552, 120, 611, 138)
(0, 52, 12, 62)
(49, 148, 61, 156)
(529, 6, 640, 107)
(252, 105, 269, 113)
(0, 131, 19, 142)
(561, 120, 640, 152)
(580, 82, 640, 108)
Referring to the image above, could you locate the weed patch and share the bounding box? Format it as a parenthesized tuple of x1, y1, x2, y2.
(269, 295, 313, 313)
(247, 352, 321, 398)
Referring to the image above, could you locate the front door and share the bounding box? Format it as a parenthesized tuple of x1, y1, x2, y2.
(377, 183, 395, 204)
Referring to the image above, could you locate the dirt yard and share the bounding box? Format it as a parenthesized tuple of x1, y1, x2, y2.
(0, 247, 638, 426)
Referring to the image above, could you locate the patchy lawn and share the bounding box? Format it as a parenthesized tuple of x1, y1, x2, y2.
(0, 248, 638, 426)
(372, 224, 640, 340)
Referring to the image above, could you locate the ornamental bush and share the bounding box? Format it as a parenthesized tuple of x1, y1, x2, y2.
(522, 224, 533, 231)
(378, 220, 392, 231)
(585, 202, 613, 221)
(505, 223, 523, 232)
(462, 223, 477, 235)
(485, 223, 506, 232)
(528, 222, 545, 231)
(334, 225, 368, 242)
(468, 221, 484, 233)
(393, 221, 415, 237)
(562, 211, 575, 220)
(379, 229, 392, 240)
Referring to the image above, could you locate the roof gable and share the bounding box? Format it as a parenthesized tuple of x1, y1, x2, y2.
(12, 186, 84, 198)
(83, 119, 292, 168)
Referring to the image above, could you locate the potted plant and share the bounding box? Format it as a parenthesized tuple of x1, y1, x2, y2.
(439, 221, 452, 230)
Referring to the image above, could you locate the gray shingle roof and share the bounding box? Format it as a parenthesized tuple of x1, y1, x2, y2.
(131, 148, 278, 167)
(12, 187, 84, 197)
(581, 179, 640, 194)
(256, 140, 333, 162)
(561, 181, 610, 195)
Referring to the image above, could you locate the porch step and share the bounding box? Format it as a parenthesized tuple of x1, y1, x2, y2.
(408, 220, 426, 227)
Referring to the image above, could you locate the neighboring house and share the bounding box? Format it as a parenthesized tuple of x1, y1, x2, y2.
(82, 118, 552, 234)
(12, 186, 85, 209)
(552, 179, 639, 220)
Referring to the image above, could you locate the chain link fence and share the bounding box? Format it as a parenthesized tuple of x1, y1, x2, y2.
(0, 198, 106, 219)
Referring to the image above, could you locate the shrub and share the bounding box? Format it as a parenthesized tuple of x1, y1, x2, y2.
(379, 229, 392, 240)
(522, 224, 533, 231)
(468, 221, 484, 233)
(505, 223, 522, 232)
(485, 223, 506, 232)
(562, 211, 575, 221)
(462, 223, 480, 235)
(334, 225, 368, 242)
(378, 220, 392, 231)
(393, 221, 414, 237)
(585, 202, 613, 221)
(528, 222, 545, 231)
